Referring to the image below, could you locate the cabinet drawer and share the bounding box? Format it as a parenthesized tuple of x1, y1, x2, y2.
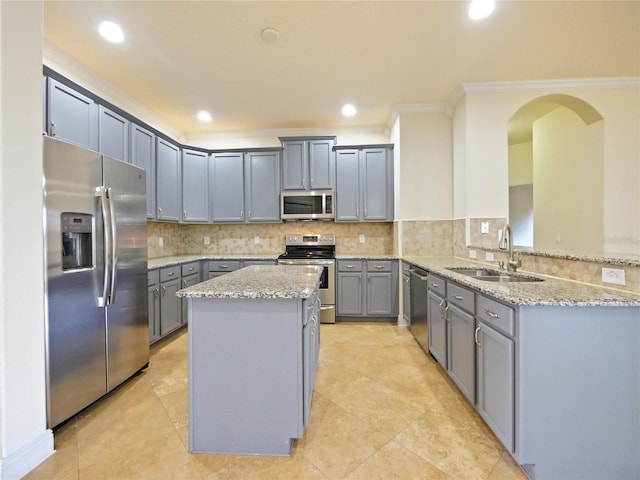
(367, 260, 391, 272)
(427, 273, 446, 297)
(447, 282, 475, 314)
(160, 265, 180, 283)
(181, 261, 200, 276)
(148, 269, 159, 286)
(208, 260, 241, 272)
(476, 295, 515, 337)
(338, 260, 363, 272)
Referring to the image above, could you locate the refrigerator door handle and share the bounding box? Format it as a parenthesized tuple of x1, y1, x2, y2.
(107, 187, 118, 304)
(96, 186, 112, 307)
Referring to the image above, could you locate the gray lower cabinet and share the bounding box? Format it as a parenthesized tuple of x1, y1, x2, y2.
(180, 262, 201, 325)
(281, 137, 335, 190)
(336, 259, 398, 320)
(427, 274, 447, 366)
(335, 146, 394, 222)
(475, 296, 515, 453)
(446, 283, 476, 404)
(148, 270, 161, 344)
(182, 149, 209, 222)
(159, 265, 182, 336)
(208, 260, 241, 279)
(130, 123, 156, 219)
(99, 105, 129, 163)
(46, 77, 99, 151)
(156, 138, 181, 221)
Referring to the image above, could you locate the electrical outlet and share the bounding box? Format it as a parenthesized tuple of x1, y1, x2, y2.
(204, 236, 210, 245)
(359, 234, 365, 243)
(555, 233, 561, 244)
(158, 237, 164, 247)
(602, 268, 626, 286)
(485, 252, 494, 261)
(469, 250, 477, 259)
(254, 236, 260, 245)
(481, 222, 489, 234)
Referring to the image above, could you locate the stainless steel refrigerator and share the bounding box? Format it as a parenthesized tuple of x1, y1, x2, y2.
(43, 136, 149, 428)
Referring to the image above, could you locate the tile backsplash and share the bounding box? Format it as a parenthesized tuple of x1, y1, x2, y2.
(148, 220, 639, 294)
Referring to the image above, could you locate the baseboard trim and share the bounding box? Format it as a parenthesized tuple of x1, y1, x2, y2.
(0, 429, 54, 480)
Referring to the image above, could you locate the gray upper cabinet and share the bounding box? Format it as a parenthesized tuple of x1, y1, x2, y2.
(46, 78, 98, 151)
(98, 106, 129, 162)
(156, 138, 181, 222)
(210, 152, 245, 222)
(281, 137, 335, 190)
(130, 123, 156, 219)
(335, 146, 394, 222)
(245, 151, 280, 222)
(182, 149, 209, 223)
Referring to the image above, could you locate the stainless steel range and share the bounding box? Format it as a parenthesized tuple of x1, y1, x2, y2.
(278, 234, 336, 324)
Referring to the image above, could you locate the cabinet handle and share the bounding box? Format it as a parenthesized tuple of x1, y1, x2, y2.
(484, 309, 500, 319)
(444, 305, 450, 322)
(345, 265, 355, 269)
(439, 299, 445, 318)
(188, 267, 195, 272)
(475, 326, 482, 347)
(50, 121, 57, 137)
(364, 208, 368, 217)
(219, 265, 228, 269)
(374, 265, 384, 269)
(161, 285, 166, 297)
(248, 210, 251, 219)
(167, 272, 175, 277)
(356, 208, 359, 218)
(157, 207, 163, 218)
(183, 209, 187, 219)
(154, 287, 159, 299)
(454, 295, 464, 300)
(431, 282, 440, 288)
(302, 178, 306, 189)
(182, 279, 187, 287)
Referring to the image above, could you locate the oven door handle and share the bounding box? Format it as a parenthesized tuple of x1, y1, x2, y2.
(278, 259, 335, 266)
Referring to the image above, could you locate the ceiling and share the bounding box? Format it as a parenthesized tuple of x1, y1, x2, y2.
(43, 1, 640, 137)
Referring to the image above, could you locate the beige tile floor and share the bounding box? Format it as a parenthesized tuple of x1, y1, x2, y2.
(26, 323, 528, 480)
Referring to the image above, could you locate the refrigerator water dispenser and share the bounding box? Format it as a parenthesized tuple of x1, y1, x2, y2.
(61, 212, 93, 270)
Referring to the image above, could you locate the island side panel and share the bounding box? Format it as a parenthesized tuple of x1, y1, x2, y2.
(516, 306, 640, 480)
(188, 297, 303, 456)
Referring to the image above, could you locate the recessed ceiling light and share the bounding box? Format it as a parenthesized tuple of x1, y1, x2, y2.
(197, 110, 213, 123)
(468, 0, 496, 20)
(98, 21, 124, 43)
(342, 103, 357, 117)
(261, 28, 280, 42)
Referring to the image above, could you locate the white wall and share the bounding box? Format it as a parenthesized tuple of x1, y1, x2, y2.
(0, 2, 54, 479)
(452, 81, 640, 256)
(396, 110, 452, 221)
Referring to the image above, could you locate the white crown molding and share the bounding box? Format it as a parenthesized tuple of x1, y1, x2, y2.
(43, 42, 184, 141)
(387, 103, 449, 127)
(448, 77, 640, 108)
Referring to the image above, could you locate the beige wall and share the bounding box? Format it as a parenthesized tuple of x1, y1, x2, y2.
(508, 141, 533, 186)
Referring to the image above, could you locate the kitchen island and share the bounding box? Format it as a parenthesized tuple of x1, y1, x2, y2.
(177, 264, 322, 456)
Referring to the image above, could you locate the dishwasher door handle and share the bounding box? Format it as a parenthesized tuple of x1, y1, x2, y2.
(409, 269, 428, 281)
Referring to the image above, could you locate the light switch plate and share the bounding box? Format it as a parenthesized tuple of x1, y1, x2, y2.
(359, 234, 365, 243)
(254, 236, 260, 245)
(485, 252, 494, 261)
(159, 237, 164, 247)
(204, 236, 210, 245)
(602, 268, 626, 286)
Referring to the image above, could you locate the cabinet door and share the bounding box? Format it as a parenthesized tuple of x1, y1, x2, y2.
(160, 278, 181, 335)
(130, 124, 156, 218)
(148, 284, 160, 343)
(366, 273, 394, 315)
(447, 303, 476, 403)
(308, 139, 334, 190)
(210, 152, 244, 222)
(336, 272, 363, 315)
(335, 149, 360, 221)
(282, 141, 306, 190)
(181, 274, 200, 324)
(361, 148, 390, 221)
(245, 151, 280, 222)
(428, 290, 447, 367)
(47, 78, 98, 150)
(477, 322, 515, 452)
(182, 149, 209, 222)
(156, 138, 181, 221)
(99, 106, 129, 162)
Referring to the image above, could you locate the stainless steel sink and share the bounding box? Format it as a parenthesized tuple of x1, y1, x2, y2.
(446, 267, 544, 283)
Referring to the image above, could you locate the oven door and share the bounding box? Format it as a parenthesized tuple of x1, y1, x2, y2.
(277, 258, 335, 324)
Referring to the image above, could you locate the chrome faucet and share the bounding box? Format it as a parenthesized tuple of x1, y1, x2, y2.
(499, 223, 521, 272)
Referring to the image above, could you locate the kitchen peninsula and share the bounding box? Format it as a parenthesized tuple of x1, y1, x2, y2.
(177, 264, 322, 456)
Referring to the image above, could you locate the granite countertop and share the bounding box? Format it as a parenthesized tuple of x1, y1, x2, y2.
(335, 254, 398, 260)
(403, 256, 640, 307)
(148, 254, 278, 269)
(177, 265, 322, 300)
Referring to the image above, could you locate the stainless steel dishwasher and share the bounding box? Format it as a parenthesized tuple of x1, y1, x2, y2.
(409, 267, 429, 352)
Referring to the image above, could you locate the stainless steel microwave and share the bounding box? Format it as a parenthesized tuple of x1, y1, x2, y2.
(281, 191, 335, 221)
